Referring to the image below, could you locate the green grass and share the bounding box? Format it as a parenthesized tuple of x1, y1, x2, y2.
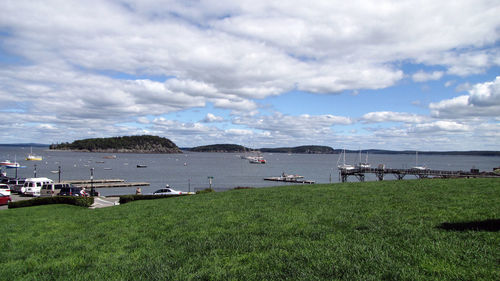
(1, 178, 499, 280)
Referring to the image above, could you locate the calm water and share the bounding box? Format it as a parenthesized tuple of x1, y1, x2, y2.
(1, 146, 499, 196)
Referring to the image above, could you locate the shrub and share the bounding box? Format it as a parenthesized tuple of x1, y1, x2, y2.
(119, 194, 187, 204)
(8, 196, 94, 209)
(196, 188, 214, 194)
(233, 186, 253, 190)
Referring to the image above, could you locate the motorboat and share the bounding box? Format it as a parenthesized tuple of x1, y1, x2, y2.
(0, 160, 16, 166)
(248, 156, 266, 164)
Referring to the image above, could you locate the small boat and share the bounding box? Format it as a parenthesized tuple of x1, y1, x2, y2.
(103, 168, 112, 170)
(264, 173, 315, 184)
(355, 150, 371, 169)
(26, 147, 42, 161)
(337, 149, 355, 170)
(249, 157, 266, 164)
(96, 161, 105, 163)
(0, 160, 16, 166)
(5, 162, 23, 169)
(412, 151, 429, 170)
(137, 164, 147, 168)
(103, 155, 117, 159)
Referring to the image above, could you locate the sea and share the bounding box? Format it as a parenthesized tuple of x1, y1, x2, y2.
(1, 146, 499, 196)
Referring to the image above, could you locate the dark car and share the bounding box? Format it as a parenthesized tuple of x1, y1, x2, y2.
(59, 186, 87, 197)
(0, 194, 11, 205)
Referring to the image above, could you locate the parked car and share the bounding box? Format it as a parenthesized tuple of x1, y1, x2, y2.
(40, 183, 73, 197)
(7, 179, 25, 194)
(59, 186, 87, 197)
(0, 194, 11, 205)
(153, 185, 187, 195)
(23, 177, 54, 197)
(0, 184, 11, 196)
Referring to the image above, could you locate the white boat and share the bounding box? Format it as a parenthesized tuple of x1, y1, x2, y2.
(264, 173, 315, 184)
(26, 147, 42, 161)
(248, 156, 266, 164)
(355, 150, 371, 169)
(337, 149, 355, 170)
(248, 151, 266, 164)
(0, 160, 16, 166)
(5, 162, 22, 168)
(412, 151, 428, 170)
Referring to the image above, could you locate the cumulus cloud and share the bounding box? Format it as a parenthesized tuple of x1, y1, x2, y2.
(430, 76, 500, 118)
(412, 70, 444, 82)
(233, 113, 352, 139)
(361, 111, 430, 123)
(410, 121, 470, 133)
(0, 0, 499, 149)
(202, 113, 224, 123)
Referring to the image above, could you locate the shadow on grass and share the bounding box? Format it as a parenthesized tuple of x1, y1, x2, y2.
(437, 219, 500, 232)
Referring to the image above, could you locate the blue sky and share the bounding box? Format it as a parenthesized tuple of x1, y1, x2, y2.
(0, 0, 499, 150)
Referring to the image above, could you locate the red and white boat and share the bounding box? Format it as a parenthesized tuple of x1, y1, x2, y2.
(0, 160, 17, 166)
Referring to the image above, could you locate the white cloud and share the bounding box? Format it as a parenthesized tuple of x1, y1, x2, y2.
(0, 0, 499, 149)
(361, 111, 430, 123)
(412, 70, 444, 82)
(202, 113, 224, 123)
(430, 76, 500, 118)
(410, 121, 470, 133)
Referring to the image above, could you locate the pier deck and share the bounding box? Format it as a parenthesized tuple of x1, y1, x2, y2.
(339, 167, 500, 182)
(264, 177, 315, 184)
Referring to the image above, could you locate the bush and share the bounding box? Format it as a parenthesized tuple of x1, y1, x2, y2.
(196, 188, 214, 194)
(233, 186, 253, 190)
(119, 194, 187, 204)
(8, 196, 94, 209)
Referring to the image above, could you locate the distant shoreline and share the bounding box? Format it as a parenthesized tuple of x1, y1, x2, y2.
(1, 144, 499, 156)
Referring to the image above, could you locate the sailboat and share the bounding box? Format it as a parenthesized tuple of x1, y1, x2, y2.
(412, 151, 428, 170)
(337, 149, 355, 170)
(355, 150, 371, 169)
(26, 147, 42, 161)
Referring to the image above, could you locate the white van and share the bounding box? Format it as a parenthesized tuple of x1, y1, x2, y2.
(40, 183, 73, 197)
(23, 178, 54, 197)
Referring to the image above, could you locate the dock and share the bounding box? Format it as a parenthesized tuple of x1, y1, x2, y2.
(63, 179, 150, 188)
(339, 167, 500, 182)
(264, 176, 315, 184)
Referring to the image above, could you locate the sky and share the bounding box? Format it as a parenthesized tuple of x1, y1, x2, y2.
(0, 0, 499, 150)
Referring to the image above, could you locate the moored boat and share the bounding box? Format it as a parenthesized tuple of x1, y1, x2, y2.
(337, 149, 355, 170)
(26, 147, 42, 161)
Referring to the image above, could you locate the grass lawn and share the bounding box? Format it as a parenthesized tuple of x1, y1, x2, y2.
(1, 178, 499, 280)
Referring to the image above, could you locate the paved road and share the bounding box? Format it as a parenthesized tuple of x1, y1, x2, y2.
(0, 194, 120, 210)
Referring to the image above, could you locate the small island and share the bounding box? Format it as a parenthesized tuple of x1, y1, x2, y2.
(50, 135, 182, 153)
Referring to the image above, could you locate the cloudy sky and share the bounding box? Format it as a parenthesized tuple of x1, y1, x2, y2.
(1, 0, 499, 150)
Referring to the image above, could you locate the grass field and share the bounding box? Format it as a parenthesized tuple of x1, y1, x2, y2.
(1, 178, 499, 280)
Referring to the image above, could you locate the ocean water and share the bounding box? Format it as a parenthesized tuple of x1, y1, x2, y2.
(1, 146, 499, 196)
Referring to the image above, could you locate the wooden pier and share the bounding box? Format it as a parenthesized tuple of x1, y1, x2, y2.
(264, 177, 315, 184)
(339, 167, 500, 182)
(62, 179, 150, 188)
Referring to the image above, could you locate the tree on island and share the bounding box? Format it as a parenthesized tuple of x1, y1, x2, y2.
(50, 135, 182, 153)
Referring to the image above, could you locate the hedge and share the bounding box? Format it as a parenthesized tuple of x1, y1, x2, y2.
(8, 196, 94, 209)
(119, 194, 188, 204)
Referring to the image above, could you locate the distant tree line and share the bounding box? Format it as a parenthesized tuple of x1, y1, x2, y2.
(50, 135, 182, 153)
(189, 144, 335, 154)
(260, 146, 335, 154)
(189, 144, 250, 152)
